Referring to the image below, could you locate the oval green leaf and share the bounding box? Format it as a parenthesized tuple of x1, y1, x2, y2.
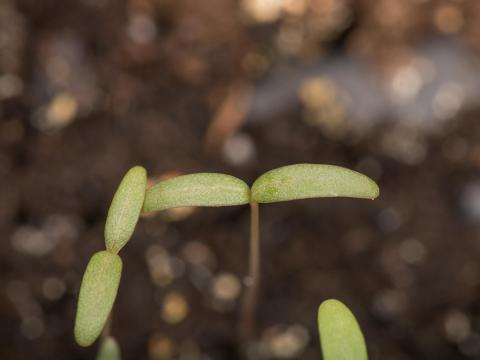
(97, 336, 121, 360)
(105, 166, 147, 254)
(74, 251, 123, 347)
(251, 164, 379, 204)
(143, 173, 250, 212)
(318, 299, 368, 360)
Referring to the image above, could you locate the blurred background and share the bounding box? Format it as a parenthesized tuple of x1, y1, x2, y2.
(2, 0, 480, 359)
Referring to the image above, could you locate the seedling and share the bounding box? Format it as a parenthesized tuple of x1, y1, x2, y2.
(318, 299, 368, 360)
(74, 163, 378, 354)
(243, 164, 379, 337)
(97, 336, 121, 360)
(74, 166, 146, 350)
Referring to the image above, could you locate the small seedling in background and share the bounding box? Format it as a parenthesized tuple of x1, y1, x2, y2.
(97, 336, 121, 360)
(74, 163, 378, 356)
(318, 299, 368, 360)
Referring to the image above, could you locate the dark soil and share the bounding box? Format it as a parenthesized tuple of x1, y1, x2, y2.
(2, 1, 480, 359)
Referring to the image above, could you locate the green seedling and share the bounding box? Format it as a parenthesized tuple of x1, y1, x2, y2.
(74, 163, 379, 354)
(240, 164, 379, 337)
(318, 299, 368, 360)
(97, 336, 121, 360)
(75, 166, 146, 348)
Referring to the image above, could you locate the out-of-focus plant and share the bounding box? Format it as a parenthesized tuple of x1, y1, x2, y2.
(318, 299, 368, 360)
(73, 163, 378, 352)
(96, 336, 121, 360)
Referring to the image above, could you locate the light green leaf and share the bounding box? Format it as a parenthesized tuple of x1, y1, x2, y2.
(251, 164, 379, 204)
(143, 173, 250, 212)
(318, 299, 368, 360)
(97, 336, 121, 360)
(74, 251, 122, 347)
(105, 166, 147, 254)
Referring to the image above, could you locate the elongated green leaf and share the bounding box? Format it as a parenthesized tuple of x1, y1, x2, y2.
(105, 166, 147, 254)
(251, 164, 379, 204)
(318, 299, 368, 360)
(143, 173, 250, 212)
(97, 336, 121, 360)
(74, 251, 122, 347)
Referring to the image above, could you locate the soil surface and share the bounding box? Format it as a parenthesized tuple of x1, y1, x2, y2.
(2, 1, 480, 359)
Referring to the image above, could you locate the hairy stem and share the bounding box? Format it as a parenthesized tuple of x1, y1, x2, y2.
(239, 201, 260, 340)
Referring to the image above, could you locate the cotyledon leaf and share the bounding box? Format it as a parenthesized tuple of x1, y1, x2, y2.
(251, 164, 379, 204)
(97, 336, 121, 360)
(104, 166, 147, 254)
(143, 173, 250, 212)
(74, 251, 122, 347)
(318, 299, 368, 360)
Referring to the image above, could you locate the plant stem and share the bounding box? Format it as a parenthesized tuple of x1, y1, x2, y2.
(101, 312, 112, 340)
(239, 201, 260, 340)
